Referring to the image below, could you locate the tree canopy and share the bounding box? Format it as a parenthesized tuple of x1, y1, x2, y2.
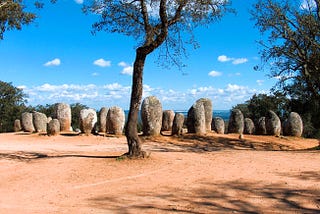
(0, 81, 27, 132)
(252, 0, 320, 100)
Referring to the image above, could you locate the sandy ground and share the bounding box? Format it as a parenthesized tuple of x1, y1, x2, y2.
(0, 132, 319, 213)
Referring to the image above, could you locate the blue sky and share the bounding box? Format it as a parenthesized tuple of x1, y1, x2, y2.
(0, 0, 285, 110)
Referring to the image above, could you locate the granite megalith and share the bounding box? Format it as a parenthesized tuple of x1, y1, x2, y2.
(33, 112, 47, 133)
(13, 119, 22, 132)
(21, 112, 35, 132)
(256, 117, 267, 135)
(47, 119, 60, 136)
(187, 98, 212, 135)
(106, 106, 125, 135)
(141, 96, 163, 136)
(161, 110, 175, 131)
(54, 103, 71, 132)
(228, 109, 244, 134)
(99, 107, 108, 133)
(283, 112, 303, 137)
(80, 108, 97, 135)
(212, 117, 225, 134)
(244, 118, 255, 135)
(172, 113, 185, 136)
(265, 110, 281, 136)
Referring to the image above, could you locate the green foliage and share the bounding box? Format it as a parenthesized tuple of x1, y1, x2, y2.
(33, 104, 55, 117)
(0, 81, 27, 132)
(0, 0, 35, 39)
(0, 0, 58, 40)
(251, 0, 320, 105)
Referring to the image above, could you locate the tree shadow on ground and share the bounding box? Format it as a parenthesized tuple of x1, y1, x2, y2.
(144, 134, 297, 153)
(0, 152, 119, 162)
(88, 178, 320, 213)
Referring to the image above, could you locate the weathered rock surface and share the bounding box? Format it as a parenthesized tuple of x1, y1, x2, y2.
(47, 119, 60, 136)
(265, 110, 281, 136)
(33, 112, 47, 133)
(54, 103, 71, 132)
(212, 117, 225, 134)
(141, 96, 163, 136)
(172, 113, 185, 136)
(80, 108, 97, 135)
(99, 107, 108, 133)
(228, 109, 244, 134)
(283, 112, 303, 137)
(106, 106, 125, 135)
(187, 98, 212, 135)
(21, 112, 35, 132)
(244, 118, 255, 135)
(256, 117, 267, 135)
(161, 110, 175, 131)
(13, 119, 22, 132)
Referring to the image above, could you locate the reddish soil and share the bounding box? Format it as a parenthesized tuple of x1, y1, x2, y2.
(0, 132, 319, 213)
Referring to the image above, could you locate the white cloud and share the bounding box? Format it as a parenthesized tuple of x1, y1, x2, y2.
(232, 58, 248, 65)
(74, 0, 83, 4)
(218, 55, 249, 65)
(208, 70, 222, 77)
(93, 58, 111, 67)
(256, 80, 264, 86)
(92, 72, 99, 76)
(22, 81, 261, 111)
(44, 58, 61, 67)
(118, 61, 133, 75)
(218, 55, 233, 62)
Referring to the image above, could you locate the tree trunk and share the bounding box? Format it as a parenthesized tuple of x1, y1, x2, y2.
(125, 48, 147, 157)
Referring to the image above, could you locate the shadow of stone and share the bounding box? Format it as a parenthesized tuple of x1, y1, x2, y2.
(144, 134, 296, 153)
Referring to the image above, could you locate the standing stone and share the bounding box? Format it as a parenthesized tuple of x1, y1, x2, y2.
(283, 112, 303, 137)
(33, 112, 47, 133)
(13, 119, 22, 132)
(244, 118, 255, 135)
(187, 98, 212, 135)
(161, 110, 175, 131)
(47, 119, 60, 136)
(80, 108, 97, 135)
(172, 113, 185, 136)
(141, 96, 163, 136)
(212, 117, 225, 134)
(54, 103, 71, 132)
(228, 109, 244, 134)
(256, 117, 267, 135)
(99, 107, 108, 133)
(265, 110, 281, 136)
(21, 112, 35, 132)
(106, 106, 125, 135)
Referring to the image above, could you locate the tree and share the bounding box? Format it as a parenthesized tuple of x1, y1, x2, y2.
(0, 0, 37, 39)
(0, 81, 27, 132)
(84, 0, 231, 157)
(251, 0, 320, 101)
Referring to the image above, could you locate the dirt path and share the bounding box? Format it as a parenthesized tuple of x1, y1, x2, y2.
(0, 133, 319, 213)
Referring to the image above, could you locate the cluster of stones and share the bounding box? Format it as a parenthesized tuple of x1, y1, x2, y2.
(140, 96, 303, 137)
(14, 103, 126, 136)
(14, 97, 304, 138)
(15, 103, 72, 136)
(224, 109, 303, 137)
